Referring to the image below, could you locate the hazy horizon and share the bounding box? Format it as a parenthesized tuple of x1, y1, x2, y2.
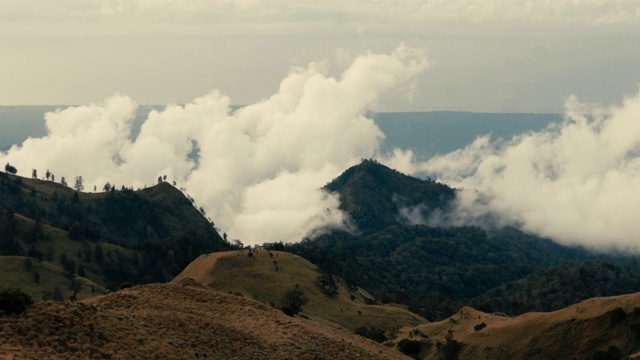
(3, 1, 640, 113)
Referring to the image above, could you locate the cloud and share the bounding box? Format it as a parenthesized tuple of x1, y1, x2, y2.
(4, 1, 640, 37)
(416, 89, 640, 253)
(0, 44, 428, 245)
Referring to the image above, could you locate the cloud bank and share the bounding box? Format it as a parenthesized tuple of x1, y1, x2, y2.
(0, 45, 427, 245)
(414, 90, 640, 253)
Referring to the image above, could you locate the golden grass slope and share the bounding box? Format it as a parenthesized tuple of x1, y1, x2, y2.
(394, 293, 640, 359)
(0, 281, 411, 360)
(173, 250, 427, 332)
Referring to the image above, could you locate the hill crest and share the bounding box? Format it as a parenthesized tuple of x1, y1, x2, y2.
(173, 249, 426, 332)
(323, 159, 455, 234)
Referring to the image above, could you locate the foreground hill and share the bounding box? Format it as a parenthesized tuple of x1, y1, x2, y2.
(0, 282, 409, 360)
(173, 250, 426, 333)
(394, 293, 640, 359)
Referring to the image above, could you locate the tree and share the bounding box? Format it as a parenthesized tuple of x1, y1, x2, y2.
(68, 222, 83, 241)
(60, 176, 67, 186)
(316, 272, 339, 296)
(23, 258, 33, 271)
(94, 244, 104, 263)
(74, 176, 84, 192)
(51, 173, 55, 182)
(77, 265, 86, 277)
(4, 163, 17, 174)
(31, 169, 37, 179)
(52, 286, 64, 301)
(103, 182, 111, 192)
(355, 326, 387, 343)
(59, 254, 76, 277)
(69, 281, 82, 302)
(280, 289, 308, 316)
(45, 169, 51, 180)
(0, 287, 33, 315)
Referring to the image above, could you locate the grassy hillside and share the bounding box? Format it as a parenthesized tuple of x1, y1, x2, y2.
(0, 282, 410, 360)
(173, 250, 426, 333)
(393, 293, 640, 359)
(273, 225, 595, 321)
(0, 256, 108, 302)
(0, 171, 234, 293)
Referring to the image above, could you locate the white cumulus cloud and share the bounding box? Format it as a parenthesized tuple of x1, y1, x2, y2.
(416, 89, 640, 253)
(0, 45, 428, 245)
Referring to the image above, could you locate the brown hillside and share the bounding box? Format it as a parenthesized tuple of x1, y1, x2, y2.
(173, 250, 427, 332)
(0, 281, 410, 360)
(394, 292, 640, 359)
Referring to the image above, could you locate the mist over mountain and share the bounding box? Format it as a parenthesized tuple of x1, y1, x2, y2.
(2, 45, 640, 255)
(0, 46, 427, 246)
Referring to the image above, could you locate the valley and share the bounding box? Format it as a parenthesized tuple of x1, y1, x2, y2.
(2, 161, 640, 359)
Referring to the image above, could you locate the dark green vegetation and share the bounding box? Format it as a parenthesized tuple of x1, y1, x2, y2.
(0, 287, 33, 315)
(470, 260, 640, 316)
(324, 159, 455, 235)
(0, 171, 234, 293)
(266, 160, 639, 320)
(280, 288, 309, 316)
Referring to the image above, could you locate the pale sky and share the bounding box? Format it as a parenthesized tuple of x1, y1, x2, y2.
(2, 0, 640, 112)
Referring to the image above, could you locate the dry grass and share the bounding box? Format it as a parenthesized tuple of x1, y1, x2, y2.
(0, 281, 410, 359)
(393, 293, 640, 359)
(173, 250, 426, 332)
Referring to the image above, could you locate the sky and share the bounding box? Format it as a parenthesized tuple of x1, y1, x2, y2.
(4, 1, 640, 252)
(2, 0, 640, 112)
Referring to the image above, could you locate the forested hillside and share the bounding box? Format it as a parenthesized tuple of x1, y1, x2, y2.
(0, 171, 234, 292)
(470, 259, 640, 315)
(266, 160, 635, 320)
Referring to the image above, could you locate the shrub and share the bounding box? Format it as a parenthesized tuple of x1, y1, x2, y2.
(52, 286, 64, 301)
(474, 322, 487, 331)
(610, 307, 627, 326)
(0, 287, 33, 315)
(280, 289, 308, 316)
(355, 326, 386, 343)
(397, 339, 423, 358)
(316, 272, 338, 296)
(442, 334, 463, 360)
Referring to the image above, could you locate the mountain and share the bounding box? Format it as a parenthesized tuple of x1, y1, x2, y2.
(0, 281, 409, 360)
(393, 293, 640, 359)
(0, 171, 233, 294)
(324, 159, 455, 234)
(173, 249, 426, 333)
(373, 111, 561, 161)
(271, 160, 603, 321)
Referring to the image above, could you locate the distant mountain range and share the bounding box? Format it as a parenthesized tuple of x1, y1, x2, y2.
(0, 107, 560, 158)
